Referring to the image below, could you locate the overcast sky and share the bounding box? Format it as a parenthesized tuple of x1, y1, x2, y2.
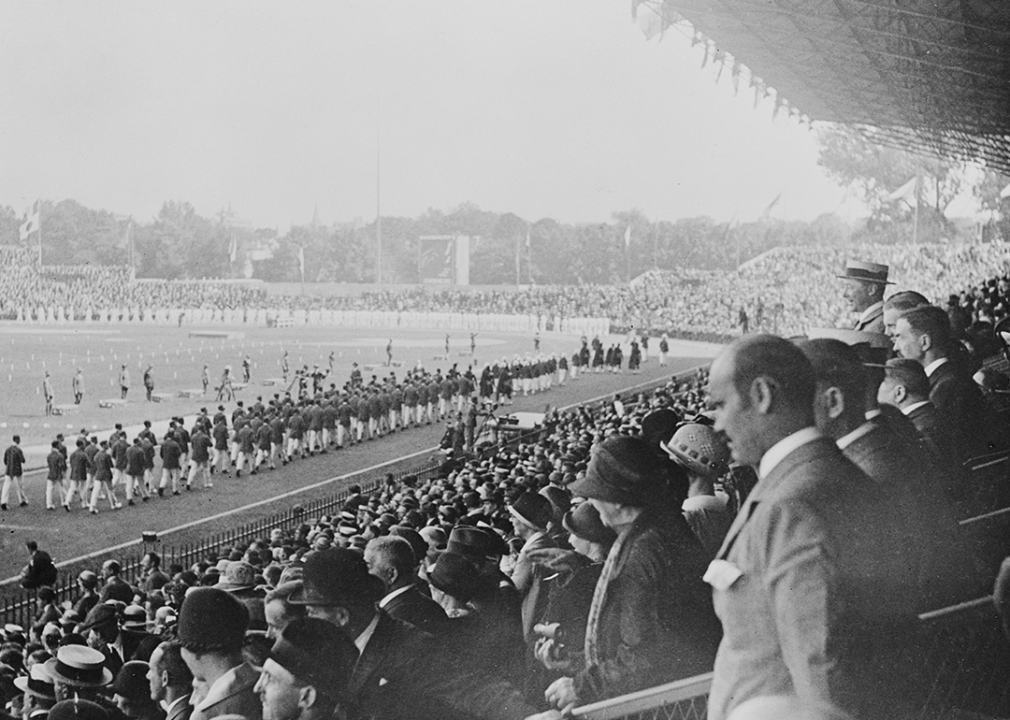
(0, 1, 856, 230)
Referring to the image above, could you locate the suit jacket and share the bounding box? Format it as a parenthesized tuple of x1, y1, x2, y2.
(381, 585, 447, 636)
(928, 360, 998, 462)
(189, 663, 262, 720)
(841, 422, 980, 611)
(100, 576, 134, 604)
(708, 436, 917, 720)
(904, 401, 970, 502)
(165, 695, 192, 720)
(853, 303, 884, 333)
(348, 611, 534, 720)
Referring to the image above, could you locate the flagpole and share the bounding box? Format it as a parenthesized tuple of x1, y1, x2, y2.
(37, 203, 42, 266)
(912, 172, 920, 244)
(375, 108, 382, 285)
(515, 233, 521, 287)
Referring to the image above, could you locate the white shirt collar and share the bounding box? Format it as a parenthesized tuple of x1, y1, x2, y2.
(864, 408, 882, 421)
(836, 421, 876, 450)
(902, 400, 931, 416)
(924, 357, 949, 377)
(682, 493, 729, 512)
(354, 612, 381, 654)
(858, 301, 883, 323)
(378, 584, 412, 609)
(758, 427, 822, 480)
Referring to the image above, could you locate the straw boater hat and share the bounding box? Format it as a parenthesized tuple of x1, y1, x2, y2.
(14, 663, 56, 700)
(837, 260, 892, 285)
(44, 645, 114, 688)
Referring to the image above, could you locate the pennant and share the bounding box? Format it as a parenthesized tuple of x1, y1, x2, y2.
(298, 244, 306, 279)
(887, 177, 918, 202)
(19, 200, 40, 241)
(228, 234, 238, 263)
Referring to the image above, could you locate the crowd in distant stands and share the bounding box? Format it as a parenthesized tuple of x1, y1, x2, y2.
(5, 243, 1010, 339)
(4, 242, 1010, 720)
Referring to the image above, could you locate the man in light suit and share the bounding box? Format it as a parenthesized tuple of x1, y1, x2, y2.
(706, 334, 915, 720)
(178, 588, 261, 720)
(838, 260, 891, 333)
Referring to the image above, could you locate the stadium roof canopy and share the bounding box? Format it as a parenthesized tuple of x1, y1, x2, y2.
(634, 0, 1010, 174)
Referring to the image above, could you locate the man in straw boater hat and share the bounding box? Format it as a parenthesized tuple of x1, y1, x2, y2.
(15, 662, 58, 720)
(253, 617, 358, 720)
(838, 260, 893, 334)
(43, 645, 114, 704)
(177, 588, 261, 720)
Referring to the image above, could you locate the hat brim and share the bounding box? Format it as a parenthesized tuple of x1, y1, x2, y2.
(14, 676, 56, 700)
(286, 587, 345, 607)
(213, 581, 256, 593)
(43, 658, 113, 688)
(836, 274, 893, 285)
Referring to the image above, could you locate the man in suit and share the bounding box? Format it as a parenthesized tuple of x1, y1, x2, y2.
(364, 536, 446, 636)
(289, 548, 538, 720)
(178, 588, 261, 720)
(800, 338, 978, 612)
(706, 334, 916, 720)
(148, 640, 193, 720)
(254, 618, 358, 720)
(80, 604, 126, 679)
(838, 260, 891, 333)
(881, 290, 929, 340)
(99, 560, 134, 604)
(892, 304, 1000, 462)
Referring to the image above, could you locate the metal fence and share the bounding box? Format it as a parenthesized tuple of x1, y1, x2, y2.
(571, 596, 1010, 720)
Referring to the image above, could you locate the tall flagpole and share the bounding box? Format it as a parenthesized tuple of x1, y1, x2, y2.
(375, 108, 382, 285)
(37, 203, 42, 266)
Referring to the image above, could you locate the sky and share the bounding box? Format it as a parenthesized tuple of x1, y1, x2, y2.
(0, 1, 863, 231)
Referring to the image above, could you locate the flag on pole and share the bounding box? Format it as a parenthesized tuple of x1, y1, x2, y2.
(298, 244, 306, 280)
(19, 200, 40, 241)
(228, 234, 238, 263)
(525, 227, 531, 250)
(624, 225, 631, 249)
(887, 176, 918, 202)
(999, 182, 1010, 199)
(760, 192, 782, 219)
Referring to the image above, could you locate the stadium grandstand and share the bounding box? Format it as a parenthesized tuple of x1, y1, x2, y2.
(3, 2, 1010, 720)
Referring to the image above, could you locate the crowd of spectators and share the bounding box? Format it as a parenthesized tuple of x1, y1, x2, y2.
(5, 243, 1010, 337)
(3, 241, 1010, 720)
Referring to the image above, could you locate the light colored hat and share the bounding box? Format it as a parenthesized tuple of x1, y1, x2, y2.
(837, 260, 892, 284)
(661, 423, 731, 477)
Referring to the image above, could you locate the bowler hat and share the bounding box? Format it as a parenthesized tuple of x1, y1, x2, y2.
(268, 617, 358, 697)
(113, 661, 151, 701)
(44, 646, 113, 688)
(177, 588, 248, 652)
(446, 526, 506, 561)
(120, 605, 148, 631)
(49, 700, 108, 720)
(288, 548, 379, 607)
(569, 435, 661, 506)
(389, 526, 426, 564)
(79, 604, 118, 632)
(562, 502, 615, 545)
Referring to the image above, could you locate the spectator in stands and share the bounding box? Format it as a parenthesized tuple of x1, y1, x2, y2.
(80, 604, 125, 677)
(545, 434, 719, 711)
(254, 617, 358, 720)
(14, 663, 57, 720)
(140, 554, 171, 594)
(74, 571, 101, 619)
(112, 661, 164, 720)
(288, 548, 536, 720)
(882, 290, 929, 339)
(706, 334, 919, 720)
(364, 536, 446, 636)
(31, 587, 61, 640)
(45, 645, 114, 704)
(662, 423, 734, 560)
(838, 260, 889, 333)
(800, 338, 977, 611)
(893, 304, 999, 462)
(178, 588, 261, 720)
(147, 640, 194, 720)
(99, 560, 134, 604)
(263, 582, 305, 641)
(506, 492, 557, 643)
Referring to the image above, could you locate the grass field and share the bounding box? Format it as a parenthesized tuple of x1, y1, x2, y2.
(0, 321, 721, 584)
